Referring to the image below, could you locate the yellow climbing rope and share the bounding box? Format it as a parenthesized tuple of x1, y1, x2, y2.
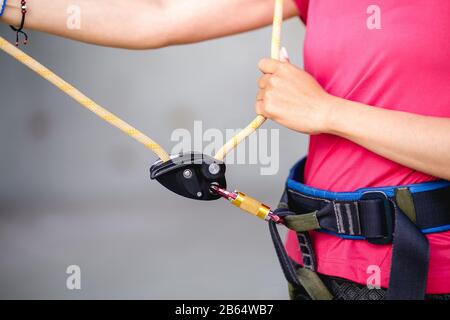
(0, 0, 284, 163)
(214, 0, 284, 161)
(0, 36, 171, 162)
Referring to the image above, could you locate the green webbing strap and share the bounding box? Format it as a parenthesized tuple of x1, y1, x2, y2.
(291, 268, 333, 300)
(395, 187, 417, 223)
(284, 212, 320, 232)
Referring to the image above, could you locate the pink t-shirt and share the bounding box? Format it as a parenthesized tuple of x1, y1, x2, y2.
(287, 0, 450, 294)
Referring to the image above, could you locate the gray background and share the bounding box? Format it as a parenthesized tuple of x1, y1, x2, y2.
(0, 18, 307, 299)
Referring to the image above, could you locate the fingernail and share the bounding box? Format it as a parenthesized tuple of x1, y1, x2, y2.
(280, 47, 289, 62)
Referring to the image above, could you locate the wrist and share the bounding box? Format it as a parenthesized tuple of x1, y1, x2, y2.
(325, 96, 357, 138)
(320, 94, 341, 135)
(0, 0, 21, 23)
(325, 95, 372, 141)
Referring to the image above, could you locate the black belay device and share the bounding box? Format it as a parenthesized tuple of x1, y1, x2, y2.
(150, 152, 227, 201)
(151, 152, 282, 224)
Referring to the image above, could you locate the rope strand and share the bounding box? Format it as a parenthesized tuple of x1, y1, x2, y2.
(214, 0, 284, 161)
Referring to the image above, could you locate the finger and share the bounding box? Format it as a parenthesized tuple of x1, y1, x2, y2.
(256, 88, 266, 101)
(255, 100, 265, 116)
(258, 58, 282, 74)
(258, 74, 271, 89)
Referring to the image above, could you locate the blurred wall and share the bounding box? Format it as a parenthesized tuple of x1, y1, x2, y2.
(0, 18, 307, 299)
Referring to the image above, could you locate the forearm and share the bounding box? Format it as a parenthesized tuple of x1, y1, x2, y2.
(328, 97, 450, 180)
(0, 0, 299, 49)
(255, 60, 450, 180)
(0, 0, 169, 49)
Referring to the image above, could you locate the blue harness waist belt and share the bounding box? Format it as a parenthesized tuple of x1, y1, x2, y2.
(269, 158, 450, 300)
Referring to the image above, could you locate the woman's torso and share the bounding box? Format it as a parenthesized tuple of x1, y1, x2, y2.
(287, 0, 450, 293)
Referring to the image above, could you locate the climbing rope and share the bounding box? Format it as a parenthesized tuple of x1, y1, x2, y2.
(214, 0, 284, 161)
(0, 0, 284, 163)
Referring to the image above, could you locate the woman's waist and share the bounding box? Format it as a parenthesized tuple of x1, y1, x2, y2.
(289, 157, 450, 201)
(303, 142, 441, 192)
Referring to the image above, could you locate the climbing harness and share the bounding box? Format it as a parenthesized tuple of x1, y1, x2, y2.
(270, 158, 450, 300)
(2, 0, 450, 300)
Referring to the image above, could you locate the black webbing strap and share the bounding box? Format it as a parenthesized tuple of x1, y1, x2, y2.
(387, 205, 429, 300)
(269, 217, 332, 300)
(268, 217, 301, 288)
(286, 189, 394, 241)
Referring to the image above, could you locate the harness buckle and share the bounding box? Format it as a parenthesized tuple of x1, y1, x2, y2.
(361, 191, 395, 245)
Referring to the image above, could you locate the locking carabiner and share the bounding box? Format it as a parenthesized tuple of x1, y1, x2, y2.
(210, 185, 282, 223)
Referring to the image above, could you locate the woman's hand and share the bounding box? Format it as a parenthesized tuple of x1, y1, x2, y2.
(255, 55, 450, 180)
(256, 57, 335, 135)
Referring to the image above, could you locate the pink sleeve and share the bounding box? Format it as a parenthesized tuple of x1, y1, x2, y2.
(293, 0, 310, 24)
